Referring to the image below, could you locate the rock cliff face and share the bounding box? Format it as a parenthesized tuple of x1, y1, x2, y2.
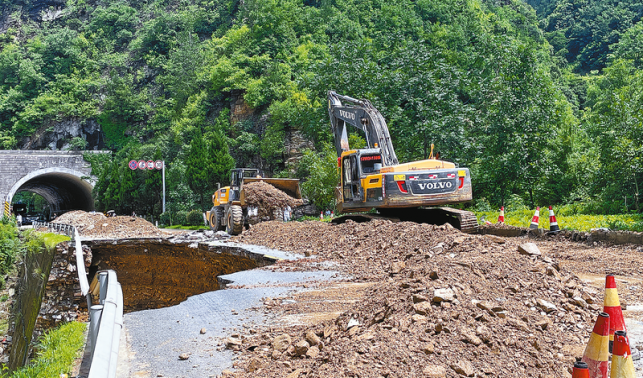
(25, 0, 66, 22)
(230, 90, 315, 172)
(20, 119, 105, 150)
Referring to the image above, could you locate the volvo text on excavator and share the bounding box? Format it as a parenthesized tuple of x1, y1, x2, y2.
(328, 91, 478, 232)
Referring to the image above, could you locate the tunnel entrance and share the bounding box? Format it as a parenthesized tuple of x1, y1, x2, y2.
(84, 240, 274, 312)
(8, 169, 94, 214)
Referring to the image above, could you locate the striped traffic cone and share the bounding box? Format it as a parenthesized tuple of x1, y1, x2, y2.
(548, 206, 560, 233)
(529, 207, 540, 229)
(581, 312, 610, 378)
(320, 211, 323, 221)
(610, 330, 635, 378)
(497, 206, 505, 224)
(573, 361, 590, 378)
(604, 275, 627, 352)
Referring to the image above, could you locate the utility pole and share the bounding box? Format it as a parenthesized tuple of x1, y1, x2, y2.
(162, 161, 166, 213)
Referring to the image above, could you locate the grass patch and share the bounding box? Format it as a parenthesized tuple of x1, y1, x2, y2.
(475, 209, 643, 232)
(163, 225, 209, 230)
(41, 233, 70, 252)
(0, 317, 8, 335)
(8, 321, 86, 378)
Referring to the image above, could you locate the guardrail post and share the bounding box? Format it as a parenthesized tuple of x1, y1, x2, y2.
(98, 272, 108, 304)
(90, 304, 104, 357)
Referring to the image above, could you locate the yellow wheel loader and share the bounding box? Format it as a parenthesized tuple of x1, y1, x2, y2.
(206, 168, 301, 235)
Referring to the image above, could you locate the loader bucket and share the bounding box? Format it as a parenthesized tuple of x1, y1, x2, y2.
(241, 178, 302, 199)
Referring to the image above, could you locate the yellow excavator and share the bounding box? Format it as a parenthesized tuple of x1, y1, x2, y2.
(206, 168, 301, 235)
(328, 91, 477, 232)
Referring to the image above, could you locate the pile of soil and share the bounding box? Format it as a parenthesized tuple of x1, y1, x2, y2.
(227, 220, 604, 377)
(53, 211, 166, 239)
(243, 181, 303, 218)
(54, 210, 107, 232)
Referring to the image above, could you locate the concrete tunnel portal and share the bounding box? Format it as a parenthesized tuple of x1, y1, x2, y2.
(8, 168, 95, 213)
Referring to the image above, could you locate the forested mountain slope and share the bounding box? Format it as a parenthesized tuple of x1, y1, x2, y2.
(0, 0, 641, 216)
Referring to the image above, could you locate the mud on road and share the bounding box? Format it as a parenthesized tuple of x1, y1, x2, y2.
(218, 220, 643, 378)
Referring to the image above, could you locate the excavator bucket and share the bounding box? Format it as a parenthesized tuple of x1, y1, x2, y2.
(241, 178, 302, 199)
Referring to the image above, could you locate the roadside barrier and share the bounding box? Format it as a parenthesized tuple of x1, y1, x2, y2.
(497, 206, 505, 224)
(611, 331, 635, 378)
(32, 221, 76, 238)
(604, 275, 626, 352)
(529, 207, 540, 230)
(582, 312, 610, 378)
(33, 221, 123, 377)
(88, 270, 123, 378)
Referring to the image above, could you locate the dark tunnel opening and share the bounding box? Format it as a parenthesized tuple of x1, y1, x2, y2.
(10, 171, 94, 214)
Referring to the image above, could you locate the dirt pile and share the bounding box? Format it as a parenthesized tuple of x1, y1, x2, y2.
(228, 220, 602, 377)
(54, 210, 107, 232)
(243, 181, 303, 218)
(53, 211, 166, 239)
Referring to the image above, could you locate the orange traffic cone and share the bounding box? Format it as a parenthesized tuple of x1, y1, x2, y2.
(582, 311, 610, 378)
(604, 275, 627, 352)
(548, 206, 560, 233)
(529, 207, 540, 229)
(573, 361, 590, 378)
(497, 206, 505, 224)
(610, 330, 635, 378)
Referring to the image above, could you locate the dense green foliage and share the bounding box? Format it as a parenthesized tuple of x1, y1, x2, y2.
(8, 321, 86, 378)
(0, 217, 19, 279)
(0, 0, 642, 214)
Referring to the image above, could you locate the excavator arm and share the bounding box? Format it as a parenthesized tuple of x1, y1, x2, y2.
(328, 91, 399, 166)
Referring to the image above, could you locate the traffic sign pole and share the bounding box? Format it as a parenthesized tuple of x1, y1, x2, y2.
(129, 159, 166, 214)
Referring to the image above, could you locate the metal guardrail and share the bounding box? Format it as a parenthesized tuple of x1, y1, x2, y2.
(33, 221, 123, 376)
(32, 221, 77, 238)
(88, 270, 123, 378)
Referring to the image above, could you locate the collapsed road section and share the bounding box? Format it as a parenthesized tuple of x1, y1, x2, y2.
(86, 239, 276, 311)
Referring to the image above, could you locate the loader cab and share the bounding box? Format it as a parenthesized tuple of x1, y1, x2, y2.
(229, 168, 260, 201)
(341, 149, 382, 202)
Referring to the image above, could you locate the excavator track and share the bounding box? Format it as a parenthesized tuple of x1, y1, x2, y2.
(332, 207, 479, 233)
(435, 207, 479, 233)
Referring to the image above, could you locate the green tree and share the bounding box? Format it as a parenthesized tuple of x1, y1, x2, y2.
(185, 129, 211, 207)
(296, 144, 338, 210)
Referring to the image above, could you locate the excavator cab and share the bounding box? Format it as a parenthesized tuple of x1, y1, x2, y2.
(341, 153, 360, 202)
(341, 149, 383, 203)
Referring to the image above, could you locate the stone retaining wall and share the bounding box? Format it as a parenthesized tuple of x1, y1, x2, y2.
(589, 229, 643, 245)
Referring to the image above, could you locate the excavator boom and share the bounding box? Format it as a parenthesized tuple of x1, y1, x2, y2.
(328, 91, 398, 166)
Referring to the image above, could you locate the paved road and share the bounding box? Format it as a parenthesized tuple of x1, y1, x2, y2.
(117, 243, 339, 378)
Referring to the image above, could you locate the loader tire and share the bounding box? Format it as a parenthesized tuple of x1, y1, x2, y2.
(226, 205, 244, 235)
(210, 207, 225, 231)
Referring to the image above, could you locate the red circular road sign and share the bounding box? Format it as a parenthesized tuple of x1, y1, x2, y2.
(129, 160, 138, 170)
(147, 160, 155, 170)
(155, 160, 163, 170)
(138, 160, 146, 170)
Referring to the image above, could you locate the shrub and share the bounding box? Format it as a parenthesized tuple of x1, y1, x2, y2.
(187, 210, 204, 226)
(0, 223, 20, 275)
(159, 211, 172, 226)
(175, 210, 189, 225)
